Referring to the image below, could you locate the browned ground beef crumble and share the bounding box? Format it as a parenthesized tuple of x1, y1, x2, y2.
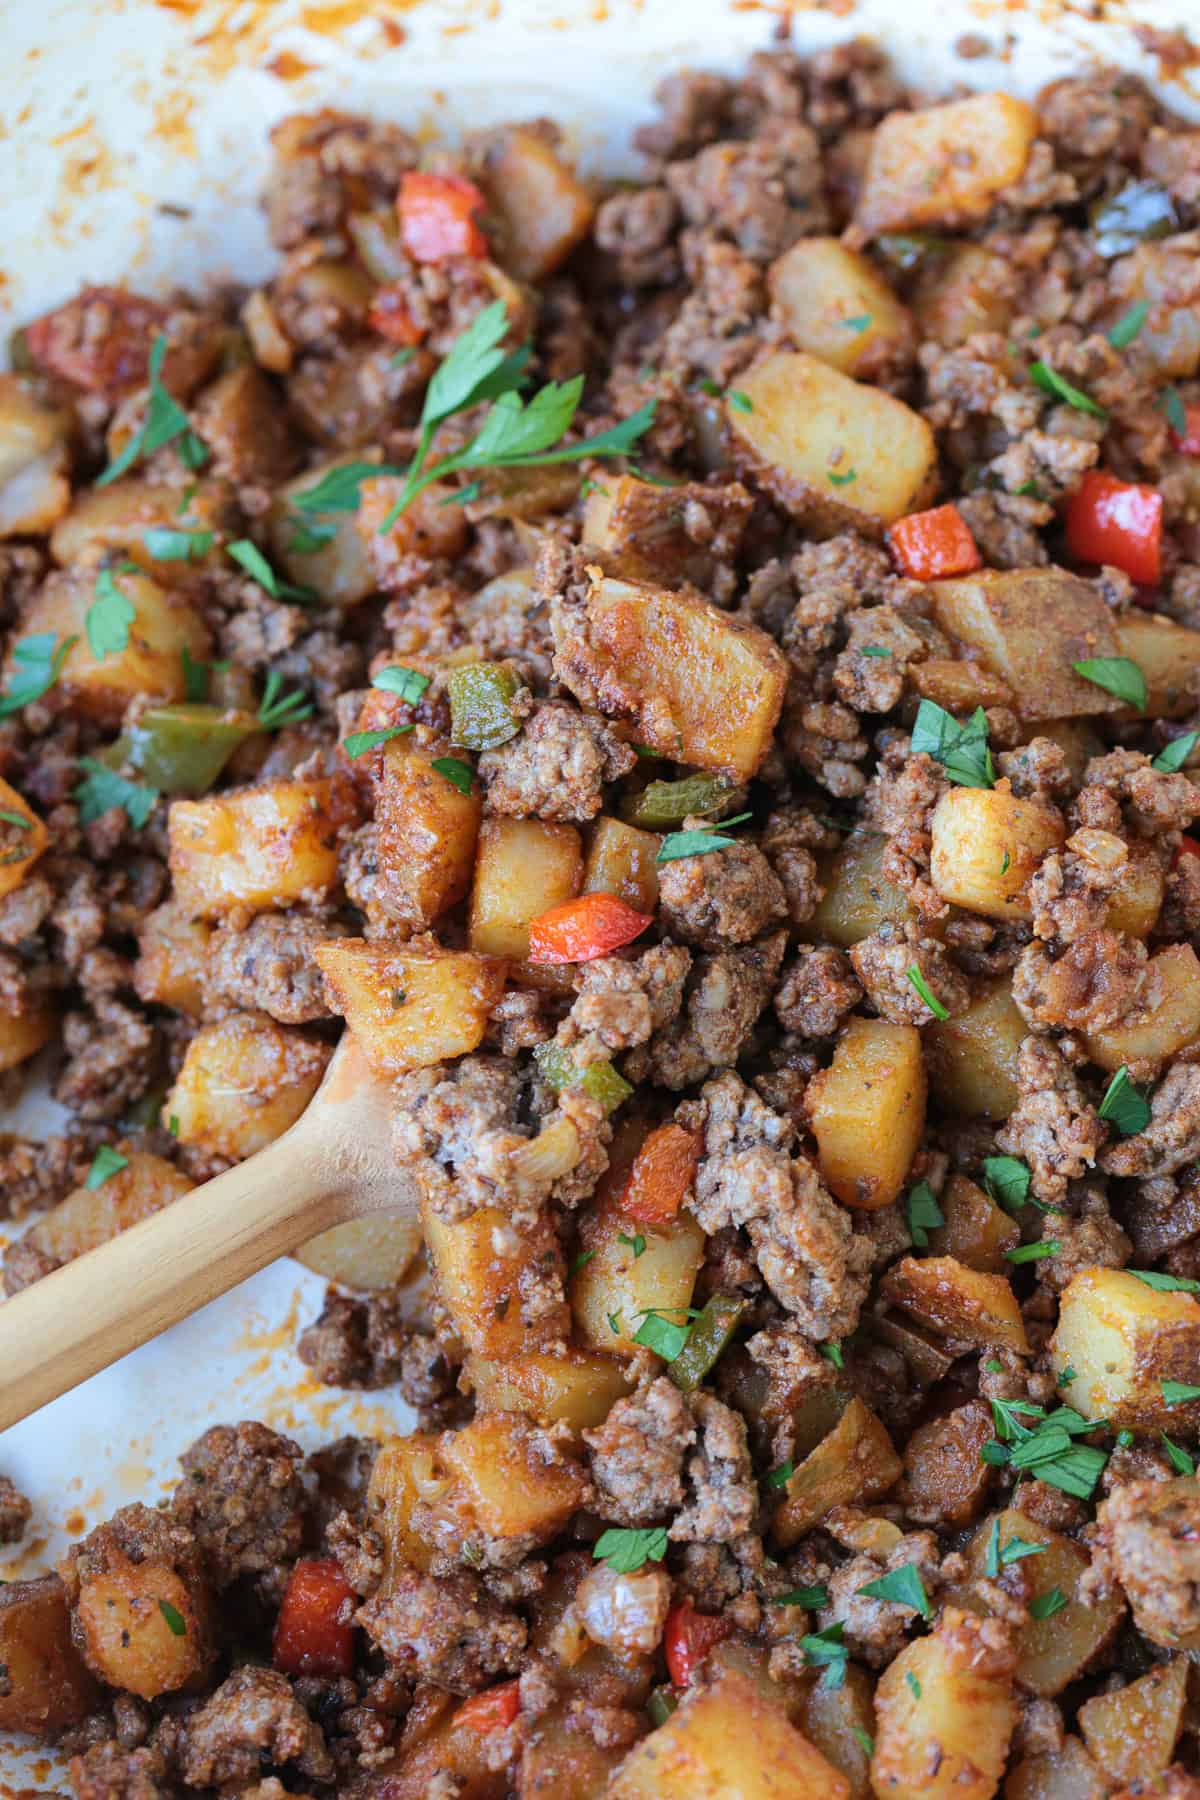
(2, 34, 1200, 1800)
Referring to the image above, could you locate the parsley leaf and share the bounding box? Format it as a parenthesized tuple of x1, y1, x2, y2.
(227, 539, 314, 604)
(293, 459, 406, 515)
(85, 1146, 129, 1190)
(910, 700, 994, 789)
(819, 1341, 844, 1370)
(86, 568, 137, 661)
(1107, 301, 1149, 349)
(906, 1179, 944, 1249)
(181, 646, 229, 704)
(257, 671, 313, 731)
(861, 645, 892, 658)
(775, 1583, 828, 1606)
(982, 1155, 1032, 1214)
(1163, 1434, 1195, 1475)
(633, 1309, 691, 1361)
(906, 963, 949, 1021)
(800, 1624, 849, 1690)
(1129, 1269, 1200, 1294)
(432, 756, 474, 795)
(905, 1671, 921, 1700)
(1152, 731, 1199, 773)
(842, 314, 873, 334)
(1162, 1380, 1200, 1405)
(851, 1728, 874, 1758)
(655, 814, 753, 864)
(766, 1461, 795, 1491)
(984, 1517, 1046, 1577)
(1029, 361, 1107, 419)
(593, 1525, 668, 1574)
(97, 335, 210, 487)
(618, 1230, 647, 1260)
(373, 665, 430, 705)
(1029, 1587, 1067, 1621)
(344, 725, 414, 759)
(287, 519, 338, 554)
(74, 759, 158, 828)
(1006, 1240, 1059, 1265)
(570, 1248, 595, 1275)
(983, 1406, 1109, 1498)
(1072, 656, 1146, 712)
(143, 525, 214, 561)
(0, 633, 78, 717)
(856, 1565, 931, 1621)
(827, 467, 858, 487)
(1098, 1066, 1151, 1137)
(1162, 385, 1188, 439)
(157, 1599, 187, 1636)
(0, 810, 31, 833)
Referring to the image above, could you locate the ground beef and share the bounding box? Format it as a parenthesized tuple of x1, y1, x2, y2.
(70, 1742, 173, 1800)
(562, 944, 692, 1053)
(297, 1291, 451, 1404)
(956, 491, 1052, 568)
(774, 946, 863, 1039)
(819, 1532, 940, 1666)
(206, 912, 345, 1023)
(759, 806, 830, 927)
(1038, 69, 1158, 177)
(656, 838, 787, 949)
(1026, 838, 1126, 944)
(1012, 929, 1150, 1034)
(0, 1131, 89, 1230)
(61, 1504, 215, 1687)
(391, 1054, 528, 1224)
(669, 1392, 757, 1544)
(656, 235, 766, 387)
(170, 1421, 307, 1599)
(357, 1566, 526, 1694)
(594, 186, 680, 287)
(1103, 1059, 1200, 1180)
(995, 1036, 1105, 1206)
(1036, 1186, 1130, 1290)
(639, 930, 787, 1090)
(0, 1473, 31, 1543)
(476, 701, 636, 821)
(584, 1377, 694, 1525)
(1090, 1477, 1200, 1647)
(860, 741, 948, 917)
(1076, 748, 1200, 838)
(833, 607, 927, 713)
(54, 999, 157, 1122)
(264, 110, 419, 249)
(664, 125, 827, 260)
(175, 1666, 333, 1787)
(851, 922, 970, 1025)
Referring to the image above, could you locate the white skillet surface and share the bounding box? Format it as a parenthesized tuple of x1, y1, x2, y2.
(0, 0, 1193, 1785)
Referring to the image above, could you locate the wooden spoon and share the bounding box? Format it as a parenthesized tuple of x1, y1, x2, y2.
(0, 1035, 414, 1431)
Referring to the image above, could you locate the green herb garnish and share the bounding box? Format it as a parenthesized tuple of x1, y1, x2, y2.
(593, 1525, 668, 1574)
(85, 1146, 129, 1191)
(910, 700, 994, 789)
(1072, 657, 1146, 712)
(1098, 1066, 1150, 1137)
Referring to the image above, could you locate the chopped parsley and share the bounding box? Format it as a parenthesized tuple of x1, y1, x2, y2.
(906, 1180, 944, 1249)
(1152, 731, 1199, 773)
(1162, 384, 1188, 439)
(344, 725, 414, 759)
(841, 314, 873, 334)
(1029, 1588, 1067, 1621)
(856, 1565, 931, 1621)
(1107, 301, 1149, 349)
(74, 759, 158, 829)
(592, 1525, 668, 1574)
(827, 467, 858, 487)
(982, 1155, 1032, 1214)
(633, 1308, 693, 1361)
(726, 390, 754, 413)
(143, 525, 214, 561)
(984, 1518, 1045, 1577)
(1129, 1269, 1200, 1294)
(851, 1728, 874, 1758)
(293, 459, 406, 515)
(85, 1146, 129, 1191)
(0, 633, 78, 717)
(905, 1671, 921, 1700)
(906, 964, 949, 1021)
(799, 1623, 849, 1690)
(775, 1583, 829, 1607)
(1072, 656, 1146, 712)
(1098, 1066, 1151, 1137)
(766, 1461, 795, 1491)
(158, 1599, 187, 1636)
(655, 814, 752, 865)
(819, 1341, 844, 1370)
(372, 665, 430, 705)
(97, 334, 209, 487)
(983, 1402, 1108, 1498)
(257, 671, 314, 731)
(569, 1248, 596, 1275)
(617, 1231, 646, 1260)
(1029, 360, 1107, 419)
(910, 700, 994, 789)
(227, 539, 314, 604)
(1161, 1380, 1200, 1405)
(287, 519, 338, 555)
(1006, 1240, 1059, 1265)
(1163, 1435, 1195, 1475)
(432, 756, 474, 795)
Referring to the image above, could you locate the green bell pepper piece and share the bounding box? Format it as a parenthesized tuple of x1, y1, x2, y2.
(114, 704, 259, 796)
(534, 1041, 633, 1114)
(622, 774, 738, 829)
(647, 1687, 679, 1727)
(448, 662, 524, 751)
(668, 1294, 745, 1393)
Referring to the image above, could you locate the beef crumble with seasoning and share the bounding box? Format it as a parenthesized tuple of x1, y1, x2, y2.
(0, 40, 1200, 1800)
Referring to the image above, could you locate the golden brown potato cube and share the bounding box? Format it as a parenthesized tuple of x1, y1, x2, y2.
(0, 998, 56, 1074)
(0, 1576, 99, 1734)
(133, 901, 213, 1018)
(881, 1255, 1029, 1354)
(367, 1432, 443, 1581)
(51, 477, 236, 588)
(168, 779, 348, 917)
(772, 1397, 902, 1547)
(464, 1347, 634, 1440)
(1104, 842, 1164, 939)
(520, 1697, 638, 1800)
(769, 237, 912, 377)
(373, 1692, 512, 1799)
(912, 244, 1017, 348)
(1006, 1736, 1109, 1800)
(924, 975, 1025, 1119)
(727, 351, 936, 533)
(807, 1017, 925, 1210)
(582, 474, 753, 588)
(469, 816, 582, 960)
(191, 364, 297, 489)
(65, 1508, 216, 1700)
(0, 375, 71, 538)
(562, 573, 787, 781)
(900, 1400, 994, 1529)
(268, 460, 377, 605)
(314, 939, 505, 1075)
(572, 1191, 706, 1359)
(423, 1198, 569, 1361)
(908, 658, 1013, 713)
(1078, 1659, 1187, 1787)
(800, 1661, 875, 1800)
(930, 786, 1065, 922)
(870, 1607, 1017, 1800)
(1051, 1267, 1200, 1431)
(1113, 611, 1200, 719)
(359, 474, 470, 584)
(1083, 943, 1200, 1073)
(609, 1666, 850, 1800)
(480, 127, 595, 283)
(928, 1173, 1019, 1273)
(165, 1012, 330, 1161)
(295, 1209, 423, 1291)
(582, 815, 661, 914)
(438, 1412, 588, 1542)
(953, 1507, 1123, 1697)
(810, 830, 917, 947)
(17, 566, 211, 725)
(19, 1152, 192, 1275)
(375, 736, 482, 932)
(0, 774, 48, 899)
(856, 93, 1037, 236)
(929, 567, 1123, 721)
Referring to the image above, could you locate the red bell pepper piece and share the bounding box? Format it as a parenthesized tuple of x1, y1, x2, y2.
(1170, 403, 1200, 456)
(527, 892, 652, 965)
(367, 282, 425, 346)
(887, 504, 983, 582)
(1065, 469, 1163, 586)
(663, 1599, 731, 1689)
(454, 1678, 522, 1734)
(272, 1558, 356, 1678)
(397, 172, 488, 264)
(1175, 836, 1200, 866)
(621, 1122, 702, 1226)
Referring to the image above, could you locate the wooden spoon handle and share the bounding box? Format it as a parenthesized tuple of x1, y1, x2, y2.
(0, 1129, 342, 1433)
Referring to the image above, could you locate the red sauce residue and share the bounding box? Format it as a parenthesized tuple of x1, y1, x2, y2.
(264, 49, 318, 78)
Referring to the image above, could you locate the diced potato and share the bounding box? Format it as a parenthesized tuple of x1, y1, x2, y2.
(268, 459, 377, 605)
(582, 815, 661, 913)
(165, 1012, 330, 1161)
(772, 1397, 902, 1547)
(807, 1017, 925, 1210)
(562, 574, 787, 781)
(866, 1312, 957, 1387)
(423, 1198, 569, 1361)
(0, 1576, 98, 1734)
(582, 474, 753, 588)
(727, 351, 936, 532)
(913, 244, 1017, 348)
(372, 1692, 511, 1800)
(469, 817, 583, 960)
(53, 477, 218, 577)
(0, 774, 48, 900)
(609, 1667, 850, 1800)
(909, 657, 1013, 713)
(870, 1606, 1017, 1800)
(168, 778, 350, 917)
(952, 1508, 1124, 1697)
(438, 1412, 588, 1542)
(900, 1400, 995, 1529)
(480, 127, 595, 283)
(930, 786, 1065, 922)
(520, 1698, 636, 1798)
(881, 1255, 1029, 1354)
(191, 363, 296, 488)
(1083, 943, 1200, 1073)
(0, 997, 56, 1073)
(1106, 242, 1200, 381)
(572, 1193, 706, 1359)
(375, 736, 482, 932)
(71, 1548, 215, 1700)
(1050, 1266, 1200, 1431)
(19, 1152, 192, 1273)
(1006, 1738, 1109, 1800)
(1078, 1659, 1187, 1787)
(1104, 841, 1164, 939)
(929, 568, 1123, 721)
(465, 1347, 634, 1440)
(769, 237, 912, 377)
(928, 1173, 1019, 1273)
(924, 976, 1025, 1119)
(810, 830, 917, 947)
(855, 93, 1037, 235)
(0, 375, 71, 537)
(359, 474, 471, 583)
(314, 939, 505, 1075)
(17, 566, 211, 724)
(295, 1211, 423, 1291)
(800, 1661, 876, 1800)
(1113, 611, 1200, 719)
(133, 901, 213, 1018)
(367, 1432, 443, 1581)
